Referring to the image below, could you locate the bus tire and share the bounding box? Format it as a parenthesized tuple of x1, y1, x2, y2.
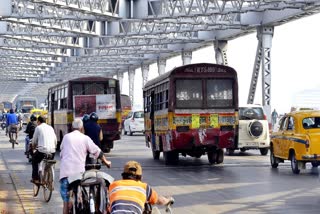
(56, 131, 63, 151)
(164, 151, 179, 165)
(240, 148, 246, 153)
(207, 150, 217, 165)
(226, 149, 235, 155)
(152, 150, 160, 160)
(216, 149, 224, 164)
(101, 143, 111, 153)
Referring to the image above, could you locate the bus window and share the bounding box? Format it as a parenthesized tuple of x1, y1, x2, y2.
(72, 84, 83, 95)
(84, 83, 104, 95)
(207, 79, 233, 107)
(176, 79, 202, 108)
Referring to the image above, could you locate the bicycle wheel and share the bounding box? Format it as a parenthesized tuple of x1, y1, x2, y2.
(43, 166, 53, 202)
(72, 185, 89, 213)
(33, 183, 40, 197)
(11, 133, 17, 149)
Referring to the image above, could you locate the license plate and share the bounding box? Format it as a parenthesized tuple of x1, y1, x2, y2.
(219, 116, 235, 124)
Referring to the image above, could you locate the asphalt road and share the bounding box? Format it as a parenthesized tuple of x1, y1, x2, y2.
(1, 130, 320, 214)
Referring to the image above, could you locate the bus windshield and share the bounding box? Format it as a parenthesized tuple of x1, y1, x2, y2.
(175, 78, 234, 108)
(21, 105, 34, 113)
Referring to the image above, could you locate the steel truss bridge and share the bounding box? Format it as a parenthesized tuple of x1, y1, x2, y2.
(0, 0, 319, 119)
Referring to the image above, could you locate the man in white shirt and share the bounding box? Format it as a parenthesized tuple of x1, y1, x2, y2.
(31, 115, 57, 184)
(59, 118, 111, 214)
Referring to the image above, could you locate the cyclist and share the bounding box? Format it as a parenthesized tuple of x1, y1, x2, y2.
(6, 108, 19, 144)
(31, 116, 57, 184)
(59, 118, 111, 214)
(24, 114, 37, 159)
(84, 112, 103, 148)
(108, 161, 173, 214)
(3, 111, 8, 135)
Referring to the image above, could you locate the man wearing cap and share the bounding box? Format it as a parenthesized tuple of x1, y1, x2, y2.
(59, 118, 111, 214)
(108, 160, 172, 214)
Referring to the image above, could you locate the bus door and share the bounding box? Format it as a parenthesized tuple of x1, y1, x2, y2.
(150, 91, 156, 146)
(50, 93, 55, 128)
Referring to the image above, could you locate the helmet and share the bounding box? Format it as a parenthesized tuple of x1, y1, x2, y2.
(82, 114, 90, 123)
(30, 114, 37, 122)
(89, 112, 99, 122)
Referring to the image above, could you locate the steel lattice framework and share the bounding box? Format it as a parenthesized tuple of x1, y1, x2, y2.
(0, 0, 319, 103)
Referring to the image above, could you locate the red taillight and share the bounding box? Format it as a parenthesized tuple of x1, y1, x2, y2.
(268, 122, 272, 133)
(305, 140, 309, 149)
(264, 115, 267, 120)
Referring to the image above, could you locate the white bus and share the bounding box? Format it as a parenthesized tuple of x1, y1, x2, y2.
(15, 96, 38, 113)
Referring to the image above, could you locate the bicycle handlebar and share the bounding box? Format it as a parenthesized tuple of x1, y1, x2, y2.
(165, 197, 174, 213)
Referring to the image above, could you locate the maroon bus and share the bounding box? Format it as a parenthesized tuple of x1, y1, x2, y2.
(47, 76, 122, 153)
(143, 63, 239, 165)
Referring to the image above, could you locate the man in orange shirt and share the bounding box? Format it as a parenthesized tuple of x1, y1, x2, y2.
(108, 161, 173, 214)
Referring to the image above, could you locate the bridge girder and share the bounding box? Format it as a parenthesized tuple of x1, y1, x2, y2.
(0, 0, 318, 101)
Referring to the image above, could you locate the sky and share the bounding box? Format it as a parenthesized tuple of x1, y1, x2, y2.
(120, 13, 320, 115)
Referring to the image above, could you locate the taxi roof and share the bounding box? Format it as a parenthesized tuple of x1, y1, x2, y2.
(287, 110, 320, 118)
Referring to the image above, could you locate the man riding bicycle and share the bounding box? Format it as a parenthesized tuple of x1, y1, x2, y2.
(6, 108, 19, 144)
(24, 114, 37, 159)
(108, 161, 173, 214)
(31, 116, 57, 184)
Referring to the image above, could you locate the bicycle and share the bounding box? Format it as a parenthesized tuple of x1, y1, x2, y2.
(8, 124, 18, 149)
(32, 153, 56, 202)
(68, 163, 114, 214)
(25, 138, 33, 163)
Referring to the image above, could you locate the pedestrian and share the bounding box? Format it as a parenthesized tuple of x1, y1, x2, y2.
(271, 109, 278, 127)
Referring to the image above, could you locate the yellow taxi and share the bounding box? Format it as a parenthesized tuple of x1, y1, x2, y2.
(28, 108, 48, 123)
(270, 110, 320, 174)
